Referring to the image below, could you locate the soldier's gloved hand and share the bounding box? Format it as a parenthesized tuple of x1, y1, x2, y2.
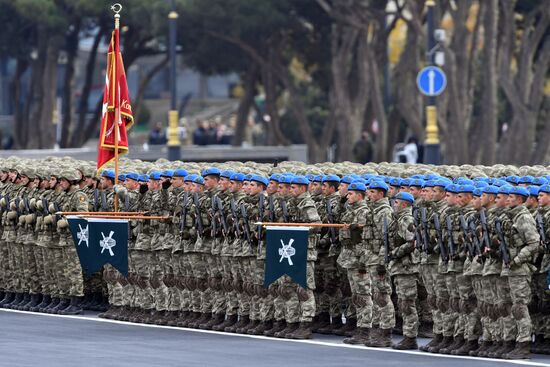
(48, 203, 56, 214)
(511, 257, 521, 267)
(44, 215, 53, 225)
(376, 264, 387, 276)
(18, 215, 25, 226)
(57, 218, 68, 229)
(0, 197, 6, 207)
(18, 200, 25, 212)
(297, 287, 310, 302)
(36, 200, 44, 211)
(113, 184, 124, 193)
(189, 228, 197, 239)
(10, 201, 16, 210)
(25, 214, 34, 225)
(268, 284, 279, 297)
(139, 184, 148, 194)
(6, 211, 16, 221)
(36, 216, 43, 228)
(29, 198, 37, 211)
(162, 180, 171, 190)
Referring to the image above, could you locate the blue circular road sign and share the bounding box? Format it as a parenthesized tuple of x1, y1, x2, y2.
(416, 66, 447, 96)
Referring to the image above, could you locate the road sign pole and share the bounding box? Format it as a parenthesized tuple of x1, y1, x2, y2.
(423, 0, 440, 165)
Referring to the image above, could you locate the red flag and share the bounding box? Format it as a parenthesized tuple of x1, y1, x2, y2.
(97, 26, 134, 172)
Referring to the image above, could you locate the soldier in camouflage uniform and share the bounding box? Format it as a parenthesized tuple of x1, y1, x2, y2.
(534, 184, 550, 354)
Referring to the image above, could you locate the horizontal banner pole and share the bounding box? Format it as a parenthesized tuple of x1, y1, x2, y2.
(58, 211, 148, 216)
(255, 222, 347, 228)
(74, 215, 170, 220)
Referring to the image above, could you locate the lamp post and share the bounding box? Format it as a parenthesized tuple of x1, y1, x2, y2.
(423, 0, 441, 164)
(167, 0, 181, 160)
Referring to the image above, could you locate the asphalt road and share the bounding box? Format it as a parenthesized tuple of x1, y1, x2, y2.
(1, 310, 549, 367)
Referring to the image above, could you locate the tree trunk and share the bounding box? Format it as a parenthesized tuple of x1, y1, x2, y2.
(60, 19, 81, 148)
(37, 38, 61, 148)
(233, 65, 258, 147)
(133, 55, 169, 124)
(11, 59, 28, 148)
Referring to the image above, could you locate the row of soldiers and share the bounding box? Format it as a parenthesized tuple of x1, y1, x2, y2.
(0, 157, 549, 360)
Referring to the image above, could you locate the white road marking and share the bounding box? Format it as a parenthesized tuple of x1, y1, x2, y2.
(1, 308, 549, 366)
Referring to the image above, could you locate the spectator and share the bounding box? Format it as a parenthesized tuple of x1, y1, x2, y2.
(193, 120, 208, 146)
(402, 137, 419, 164)
(352, 130, 374, 164)
(148, 122, 167, 145)
(205, 120, 218, 145)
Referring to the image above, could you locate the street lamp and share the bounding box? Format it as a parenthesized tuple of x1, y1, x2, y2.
(167, 0, 181, 160)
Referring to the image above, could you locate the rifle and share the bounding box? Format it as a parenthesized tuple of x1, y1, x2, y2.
(281, 200, 289, 223)
(240, 203, 252, 246)
(326, 199, 338, 245)
(257, 194, 265, 240)
(13, 197, 20, 229)
(52, 202, 61, 227)
(495, 218, 510, 267)
(459, 214, 476, 259)
(93, 189, 99, 212)
(468, 218, 483, 259)
(445, 216, 456, 260)
(412, 207, 424, 254)
(434, 214, 448, 263)
(230, 199, 241, 238)
(536, 213, 548, 252)
(383, 215, 390, 264)
(180, 192, 189, 236)
(268, 195, 275, 222)
(420, 207, 430, 254)
(41, 198, 53, 232)
(210, 195, 219, 238)
(24, 197, 32, 214)
(216, 196, 229, 236)
(100, 190, 107, 211)
(479, 210, 491, 251)
(193, 192, 204, 238)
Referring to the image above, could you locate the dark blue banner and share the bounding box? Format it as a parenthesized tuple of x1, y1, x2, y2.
(264, 226, 308, 288)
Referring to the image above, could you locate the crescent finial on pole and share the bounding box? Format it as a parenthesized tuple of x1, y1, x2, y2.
(111, 3, 122, 14)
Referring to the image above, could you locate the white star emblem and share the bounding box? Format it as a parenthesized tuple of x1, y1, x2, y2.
(77, 224, 89, 247)
(100, 230, 116, 256)
(278, 238, 296, 266)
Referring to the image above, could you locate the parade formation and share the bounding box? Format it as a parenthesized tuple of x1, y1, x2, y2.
(0, 156, 548, 360)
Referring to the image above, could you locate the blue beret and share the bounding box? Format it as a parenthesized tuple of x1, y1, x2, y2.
(125, 172, 139, 181)
(279, 175, 294, 184)
(395, 192, 414, 204)
(433, 178, 452, 187)
(369, 180, 389, 191)
(445, 184, 459, 193)
(474, 181, 489, 188)
(138, 174, 149, 183)
(161, 170, 174, 178)
(388, 177, 402, 187)
(251, 174, 269, 187)
(455, 178, 474, 186)
(457, 184, 475, 193)
(348, 181, 367, 192)
(173, 169, 188, 178)
(149, 171, 162, 180)
(400, 178, 411, 186)
(269, 173, 281, 182)
(193, 176, 205, 185)
(424, 180, 435, 187)
(510, 186, 529, 197)
(528, 185, 540, 197)
(118, 174, 126, 182)
(341, 175, 354, 185)
(230, 172, 245, 182)
(313, 175, 323, 183)
(202, 167, 221, 177)
(518, 176, 534, 184)
(505, 176, 520, 185)
(424, 174, 438, 180)
(492, 179, 507, 187)
(220, 170, 235, 179)
(184, 174, 197, 182)
(410, 174, 423, 179)
(473, 188, 484, 197)
(362, 174, 375, 180)
(533, 177, 548, 186)
(291, 175, 310, 186)
(101, 170, 116, 179)
(539, 184, 550, 194)
(483, 185, 500, 195)
(409, 178, 425, 187)
(498, 185, 513, 194)
(322, 174, 341, 183)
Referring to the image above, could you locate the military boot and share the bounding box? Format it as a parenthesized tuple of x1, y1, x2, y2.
(264, 320, 286, 337)
(420, 334, 442, 352)
(312, 312, 330, 333)
(212, 314, 238, 331)
(531, 334, 544, 354)
(333, 318, 356, 336)
(274, 322, 299, 338)
(96, 295, 110, 312)
(429, 335, 453, 353)
(98, 305, 120, 319)
(540, 338, 550, 355)
(127, 308, 145, 323)
(492, 340, 516, 359)
(226, 315, 249, 333)
(140, 309, 157, 324)
(287, 322, 312, 340)
(440, 334, 465, 354)
(189, 312, 210, 328)
(153, 310, 169, 325)
(59, 296, 83, 315)
(180, 312, 201, 328)
(21, 294, 41, 311)
(32, 294, 50, 312)
(393, 336, 418, 350)
(418, 321, 434, 338)
(344, 327, 370, 345)
(13, 293, 30, 310)
(41, 297, 60, 313)
(200, 313, 225, 330)
(249, 321, 273, 335)
(479, 340, 502, 357)
(503, 341, 530, 360)
(0, 292, 15, 307)
(79, 293, 93, 310)
(51, 297, 70, 314)
(470, 340, 492, 357)
(317, 317, 343, 335)
(452, 339, 479, 356)
(5, 293, 23, 309)
(239, 320, 260, 334)
(365, 328, 392, 347)
(166, 311, 182, 327)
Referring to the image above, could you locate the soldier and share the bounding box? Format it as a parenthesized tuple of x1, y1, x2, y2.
(534, 184, 550, 354)
(338, 181, 371, 343)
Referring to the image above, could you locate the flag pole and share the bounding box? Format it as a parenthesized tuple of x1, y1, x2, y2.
(112, 4, 121, 212)
(254, 222, 348, 228)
